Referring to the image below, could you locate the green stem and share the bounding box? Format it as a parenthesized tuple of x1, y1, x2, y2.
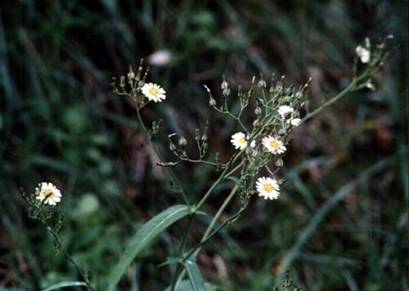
(47, 228, 95, 291)
(193, 158, 243, 211)
(214, 107, 248, 132)
(169, 214, 194, 291)
(183, 204, 245, 261)
(180, 157, 224, 167)
(200, 184, 239, 243)
(302, 73, 368, 122)
(174, 184, 241, 287)
(136, 109, 190, 205)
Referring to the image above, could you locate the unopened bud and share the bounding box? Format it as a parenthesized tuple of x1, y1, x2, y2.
(221, 79, 228, 90)
(178, 137, 187, 147)
(120, 76, 126, 87)
(257, 79, 267, 88)
(127, 67, 135, 79)
(169, 142, 176, 151)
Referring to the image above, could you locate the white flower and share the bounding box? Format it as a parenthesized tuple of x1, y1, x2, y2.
(147, 50, 172, 66)
(256, 177, 280, 200)
(278, 105, 294, 118)
(36, 182, 62, 206)
(141, 83, 166, 102)
(355, 45, 370, 63)
(231, 132, 248, 150)
(262, 135, 286, 154)
(289, 118, 302, 127)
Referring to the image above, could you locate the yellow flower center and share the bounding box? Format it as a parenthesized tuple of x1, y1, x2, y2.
(44, 190, 53, 198)
(270, 139, 280, 149)
(148, 86, 160, 97)
(239, 137, 247, 145)
(263, 183, 274, 192)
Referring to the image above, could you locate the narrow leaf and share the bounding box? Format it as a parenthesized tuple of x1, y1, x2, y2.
(107, 205, 191, 291)
(42, 281, 87, 291)
(184, 259, 206, 291)
(165, 280, 218, 291)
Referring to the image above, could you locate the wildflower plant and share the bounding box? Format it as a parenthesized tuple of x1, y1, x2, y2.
(22, 183, 94, 290)
(24, 36, 390, 290)
(23, 182, 63, 231)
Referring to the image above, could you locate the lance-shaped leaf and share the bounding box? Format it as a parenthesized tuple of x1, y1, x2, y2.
(184, 259, 206, 291)
(43, 281, 87, 291)
(107, 204, 191, 291)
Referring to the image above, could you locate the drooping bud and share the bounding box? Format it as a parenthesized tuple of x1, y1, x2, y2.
(178, 137, 187, 147)
(255, 107, 262, 116)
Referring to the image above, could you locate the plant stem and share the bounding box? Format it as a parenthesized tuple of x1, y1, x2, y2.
(200, 184, 239, 243)
(136, 109, 190, 205)
(193, 149, 250, 213)
(302, 73, 368, 122)
(47, 227, 95, 291)
(173, 184, 241, 288)
(169, 214, 194, 291)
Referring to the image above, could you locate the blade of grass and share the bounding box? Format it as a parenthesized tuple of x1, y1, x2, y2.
(42, 281, 87, 291)
(275, 154, 395, 283)
(107, 204, 192, 291)
(184, 259, 206, 291)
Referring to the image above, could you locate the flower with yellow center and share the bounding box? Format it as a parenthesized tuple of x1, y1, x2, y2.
(36, 182, 62, 206)
(141, 83, 166, 102)
(256, 177, 280, 200)
(262, 135, 286, 154)
(230, 132, 248, 150)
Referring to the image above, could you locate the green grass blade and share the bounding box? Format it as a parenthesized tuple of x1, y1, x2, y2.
(275, 156, 392, 283)
(107, 205, 191, 291)
(184, 259, 206, 291)
(42, 281, 87, 291)
(165, 280, 217, 291)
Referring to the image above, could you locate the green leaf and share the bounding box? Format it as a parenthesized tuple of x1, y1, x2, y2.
(165, 280, 218, 291)
(107, 205, 191, 291)
(184, 259, 206, 291)
(42, 281, 87, 291)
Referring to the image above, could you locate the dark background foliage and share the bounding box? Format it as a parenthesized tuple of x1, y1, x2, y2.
(0, 0, 407, 290)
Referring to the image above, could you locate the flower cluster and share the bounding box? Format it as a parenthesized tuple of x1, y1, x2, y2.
(112, 62, 167, 111)
(212, 76, 309, 202)
(111, 36, 388, 204)
(229, 101, 304, 201)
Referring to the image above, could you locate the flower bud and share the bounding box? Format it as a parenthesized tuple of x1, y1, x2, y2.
(120, 75, 126, 88)
(221, 79, 228, 90)
(127, 69, 135, 80)
(194, 128, 200, 141)
(169, 142, 176, 151)
(257, 79, 267, 88)
(178, 137, 187, 147)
